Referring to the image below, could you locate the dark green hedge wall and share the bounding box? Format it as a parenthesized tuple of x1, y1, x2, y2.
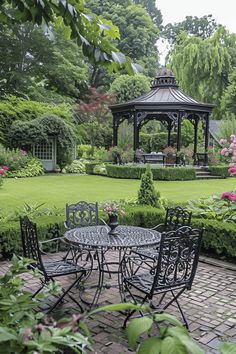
(105, 164, 196, 181)
(1, 206, 235, 260)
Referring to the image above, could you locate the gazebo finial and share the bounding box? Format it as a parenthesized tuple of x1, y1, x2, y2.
(151, 67, 178, 89)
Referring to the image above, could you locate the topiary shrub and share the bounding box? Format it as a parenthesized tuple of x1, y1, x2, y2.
(138, 164, 160, 207)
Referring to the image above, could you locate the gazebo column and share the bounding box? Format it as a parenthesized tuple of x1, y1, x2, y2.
(176, 111, 183, 165)
(193, 117, 199, 165)
(204, 113, 210, 166)
(167, 122, 172, 146)
(112, 115, 119, 146)
(133, 113, 139, 161)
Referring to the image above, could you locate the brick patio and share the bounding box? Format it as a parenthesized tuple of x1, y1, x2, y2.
(1, 252, 236, 353)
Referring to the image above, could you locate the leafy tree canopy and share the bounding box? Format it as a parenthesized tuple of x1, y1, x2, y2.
(0, 0, 141, 74)
(85, 0, 160, 85)
(109, 74, 150, 103)
(169, 27, 236, 118)
(0, 23, 88, 101)
(162, 14, 220, 45)
(134, 0, 162, 27)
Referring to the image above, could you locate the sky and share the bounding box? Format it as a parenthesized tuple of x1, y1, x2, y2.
(156, 0, 236, 64)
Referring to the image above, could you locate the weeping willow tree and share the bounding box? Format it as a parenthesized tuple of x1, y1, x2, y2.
(169, 27, 236, 118)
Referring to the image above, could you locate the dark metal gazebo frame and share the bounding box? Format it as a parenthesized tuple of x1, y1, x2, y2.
(109, 68, 215, 165)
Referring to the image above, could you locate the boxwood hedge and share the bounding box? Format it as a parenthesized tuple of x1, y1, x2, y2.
(209, 165, 230, 178)
(1, 206, 235, 260)
(105, 164, 196, 181)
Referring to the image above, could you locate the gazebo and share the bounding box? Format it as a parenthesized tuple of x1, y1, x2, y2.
(109, 68, 215, 165)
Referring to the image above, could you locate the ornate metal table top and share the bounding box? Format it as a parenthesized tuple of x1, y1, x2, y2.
(64, 225, 161, 251)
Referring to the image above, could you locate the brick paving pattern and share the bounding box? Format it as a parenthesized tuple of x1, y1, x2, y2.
(1, 252, 236, 354)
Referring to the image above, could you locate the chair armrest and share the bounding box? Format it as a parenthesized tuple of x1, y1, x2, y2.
(151, 223, 165, 232)
(99, 218, 108, 226)
(40, 236, 65, 244)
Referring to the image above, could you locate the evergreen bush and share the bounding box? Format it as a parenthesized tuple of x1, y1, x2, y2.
(137, 164, 160, 207)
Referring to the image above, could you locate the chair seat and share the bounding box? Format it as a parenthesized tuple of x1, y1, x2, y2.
(125, 273, 154, 293)
(134, 249, 159, 261)
(43, 260, 85, 277)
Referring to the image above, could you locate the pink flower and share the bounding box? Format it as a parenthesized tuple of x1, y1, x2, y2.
(228, 167, 236, 176)
(230, 135, 236, 141)
(220, 139, 227, 145)
(232, 156, 236, 163)
(0, 170, 4, 175)
(221, 192, 236, 202)
(221, 148, 229, 156)
(2, 166, 8, 171)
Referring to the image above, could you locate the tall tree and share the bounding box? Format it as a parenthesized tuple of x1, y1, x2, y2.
(0, 23, 88, 101)
(133, 0, 162, 27)
(85, 0, 160, 86)
(169, 27, 236, 118)
(162, 15, 219, 45)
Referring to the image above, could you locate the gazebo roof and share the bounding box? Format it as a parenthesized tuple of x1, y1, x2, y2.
(110, 68, 215, 113)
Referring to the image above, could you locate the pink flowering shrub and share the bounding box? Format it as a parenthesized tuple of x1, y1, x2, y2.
(220, 135, 236, 177)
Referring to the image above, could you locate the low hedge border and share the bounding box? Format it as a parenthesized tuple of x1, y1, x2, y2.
(1, 206, 235, 260)
(85, 162, 99, 175)
(105, 164, 196, 181)
(209, 165, 230, 178)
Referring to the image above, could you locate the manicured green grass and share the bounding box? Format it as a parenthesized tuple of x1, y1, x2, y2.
(1, 174, 235, 211)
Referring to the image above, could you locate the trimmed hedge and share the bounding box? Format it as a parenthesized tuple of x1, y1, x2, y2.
(209, 165, 230, 178)
(85, 162, 99, 175)
(106, 164, 196, 181)
(1, 205, 235, 259)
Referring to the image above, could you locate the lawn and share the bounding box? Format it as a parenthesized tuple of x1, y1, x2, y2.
(1, 174, 236, 211)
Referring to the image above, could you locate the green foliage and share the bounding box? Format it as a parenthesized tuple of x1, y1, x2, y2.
(7, 158, 44, 178)
(209, 165, 230, 178)
(140, 131, 177, 153)
(109, 74, 150, 103)
(93, 304, 204, 354)
(85, 162, 99, 175)
(8, 114, 76, 168)
(105, 164, 196, 180)
(0, 0, 142, 75)
(217, 117, 236, 139)
(0, 96, 73, 145)
(93, 163, 107, 176)
(86, 0, 160, 80)
(162, 15, 219, 45)
(221, 68, 236, 117)
(63, 159, 86, 174)
(0, 144, 29, 171)
(170, 27, 235, 118)
(187, 196, 236, 223)
(138, 164, 160, 207)
(0, 256, 91, 353)
(75, 122, 112, 148)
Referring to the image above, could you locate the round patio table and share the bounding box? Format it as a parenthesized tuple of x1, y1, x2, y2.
(64, 225, 161, 306)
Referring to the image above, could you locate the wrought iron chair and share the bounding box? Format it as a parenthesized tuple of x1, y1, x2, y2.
(133, 206, 192, 262)
(121, 226, 203, 329)
(64, 201, 110, 277)
(20, 215, 87, 313)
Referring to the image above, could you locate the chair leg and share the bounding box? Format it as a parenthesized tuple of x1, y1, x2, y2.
(32, 281, 45, 298)
(47, 272, 85, 313)
(162, 288, 189, 329)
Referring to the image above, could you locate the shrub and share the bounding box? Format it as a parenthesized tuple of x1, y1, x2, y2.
(0, 96, 73, 145)
(109, 74, 150, 103)
(63, 159, 86, 174)
(0, 205, 235, 259)
(209, 165, 231, 178)
(140, 132, 177, 153)
(85, 162, 99, 174)
(8, 114, 76, 169)
(77, 144, 94, 158)
(0, 144, 29, 171)
(138, 165, 160, 207)
(93, 163, 107, 175)
(7, 158, 44, 178)
(105, 164, 196, 181)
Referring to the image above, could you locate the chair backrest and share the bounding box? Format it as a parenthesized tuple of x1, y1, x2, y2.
(19, 216, 45, 272)
(164, 206, 192, 231)
(151, 226, 203, 296)
(65, 201, 99, 229)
